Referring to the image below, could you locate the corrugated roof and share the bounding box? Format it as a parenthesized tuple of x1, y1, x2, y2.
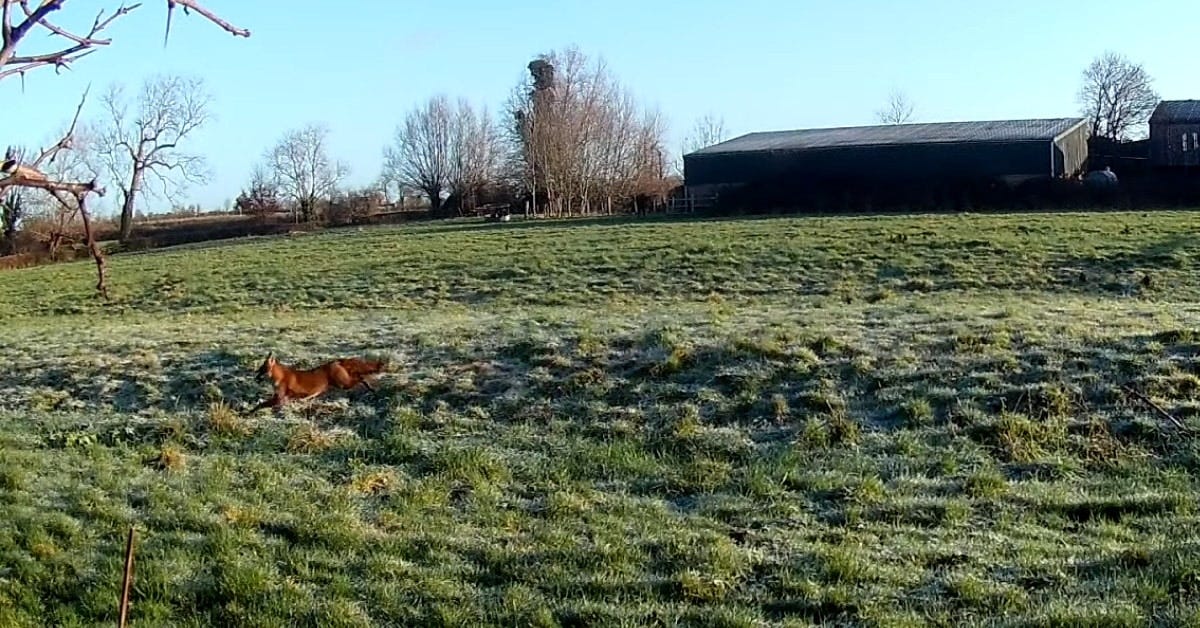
(1151, 100, 1200, 123)
(689, 118, 1088, 156)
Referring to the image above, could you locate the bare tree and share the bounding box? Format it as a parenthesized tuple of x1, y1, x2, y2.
(375, 172, 398, 205)
(383, 95, 452, 215)
(682, 113, 729, 154)
(1079, 51, 1159, 142)
(876, 89, 916, 125)
(449, 98, 501, 213)
(98, 74, 212, 242)
(266, 123, 349, 223)
(507, 46, 670, 217)
(0, 1, 248, 297)
(234, 164, 283, 218)
(383, 96, 500, 216)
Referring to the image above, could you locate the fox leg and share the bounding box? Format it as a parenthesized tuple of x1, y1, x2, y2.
(248, 391, 285, 414)
(328, 365, 358, 390)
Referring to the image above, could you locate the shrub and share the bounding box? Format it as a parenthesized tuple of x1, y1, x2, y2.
(235, 177, 285, 220)
(326, 188, 384, 226)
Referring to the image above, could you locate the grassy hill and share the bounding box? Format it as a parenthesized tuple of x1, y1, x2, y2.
(3, 212, 1200, 626)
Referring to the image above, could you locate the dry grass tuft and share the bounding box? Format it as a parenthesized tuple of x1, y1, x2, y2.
(287, 422, 337, 454)
(207, 401, 251, 437)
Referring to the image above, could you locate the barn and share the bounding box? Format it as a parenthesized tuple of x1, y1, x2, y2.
(683, 118, 1091, 204)
(1149, 100, 1200, 168)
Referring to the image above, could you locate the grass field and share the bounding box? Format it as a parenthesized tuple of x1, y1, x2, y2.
(4, 211, 1200, 626)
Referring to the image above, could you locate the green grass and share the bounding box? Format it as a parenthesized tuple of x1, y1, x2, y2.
(4, 211, 1200, 626)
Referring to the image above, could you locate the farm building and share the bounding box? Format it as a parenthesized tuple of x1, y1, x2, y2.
(683, 118, 1091, 204)
(1150, 100, 1200, 168)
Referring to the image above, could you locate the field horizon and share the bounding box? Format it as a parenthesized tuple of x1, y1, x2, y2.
(4, 210, 1200, 626)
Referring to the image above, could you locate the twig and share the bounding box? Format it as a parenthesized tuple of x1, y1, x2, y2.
(118, 525, 136, 628)
(5, 0, 64, 54)
(2, 1, 245, 84)
(17, 1, 137, 47)
(1, 2, 140, 73)
(1121, 384, 1188, 431)
(167, 0, 250, 42)
(1, 72, 101, 199)
(32, 84, 91, 169)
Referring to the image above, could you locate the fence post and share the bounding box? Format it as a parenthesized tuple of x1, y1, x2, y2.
(118, 526, 136, 628)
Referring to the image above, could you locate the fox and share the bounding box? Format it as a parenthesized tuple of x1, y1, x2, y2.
(248, 351, 386, 413)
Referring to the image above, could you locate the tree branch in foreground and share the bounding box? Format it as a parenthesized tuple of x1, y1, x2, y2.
(0, 1, 249, 299)
(1, 1, 249, 84)
(0, 89, 107, 298)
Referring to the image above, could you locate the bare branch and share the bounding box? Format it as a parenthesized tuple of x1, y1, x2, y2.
(384, 95, 452, 214)
(6, 0, 66, 54)
(167, 0, 250, 41)
(31, 85, 91, 169)
(1122, 384, 1189, 432)
(97, 73, 212, 241)
(449, 98, 502, 213)
(876, 88, 916, 125)
(682, 113, 728, 155)
(507, 46, 671, 216)
(17, 0, 138, 47)
(1079, 51, 1158, 141)
(0, 3, 138, 78)
(0, 48, 94, 81)
(72, 190, 107, 298)
(0, 1, 245, 87)
(265, 123, 348, 223)
(1, 172, 99, 196)
(1, 89, 102, 199)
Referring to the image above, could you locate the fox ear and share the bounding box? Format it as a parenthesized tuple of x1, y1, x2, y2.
(265, 351, 275, 362)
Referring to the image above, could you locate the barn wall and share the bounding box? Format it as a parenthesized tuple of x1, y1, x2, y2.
(684, 141, 1053, 188)
(1053, 124, 1090, 177)
(683, 182, 741, 199)
(1150, 122, 1200, 167)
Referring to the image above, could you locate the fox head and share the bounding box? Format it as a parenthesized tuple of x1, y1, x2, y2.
(256, 351, 277, 381)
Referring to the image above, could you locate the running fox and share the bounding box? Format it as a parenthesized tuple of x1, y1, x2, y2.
(249, 351, 386, 412)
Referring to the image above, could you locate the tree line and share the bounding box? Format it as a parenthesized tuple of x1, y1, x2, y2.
(3, 44, 745, 259)
(373, 46, 684, 220)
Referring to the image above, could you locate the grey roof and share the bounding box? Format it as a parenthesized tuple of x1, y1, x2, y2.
(1151, 100, 1200, 123)
(689, 118, 1088, 156)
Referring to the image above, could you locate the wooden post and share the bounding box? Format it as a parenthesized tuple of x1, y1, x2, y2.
(118, 526, 136, 628)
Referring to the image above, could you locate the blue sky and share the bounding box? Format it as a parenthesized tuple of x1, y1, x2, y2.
(4, 0, 1197, 214)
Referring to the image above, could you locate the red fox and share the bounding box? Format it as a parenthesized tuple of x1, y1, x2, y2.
(249, 351, 386, 413)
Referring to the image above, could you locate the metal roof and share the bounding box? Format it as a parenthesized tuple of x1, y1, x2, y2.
(1151, 100, 1200, 123)
(689, 118, 1088, 156)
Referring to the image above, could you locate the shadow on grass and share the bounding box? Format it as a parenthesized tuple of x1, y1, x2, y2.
(1073, 542, 1200, 596)
(1046, 234, 1199, 298)
(879, 325, 1200, 415)
(9, 316, 1200, 464)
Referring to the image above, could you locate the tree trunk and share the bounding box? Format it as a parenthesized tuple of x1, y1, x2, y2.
(118, 169, 144, 243)
(428, 188, 443, 217)
(78, 196, 109, 300)
(299, 197, 316, 223)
